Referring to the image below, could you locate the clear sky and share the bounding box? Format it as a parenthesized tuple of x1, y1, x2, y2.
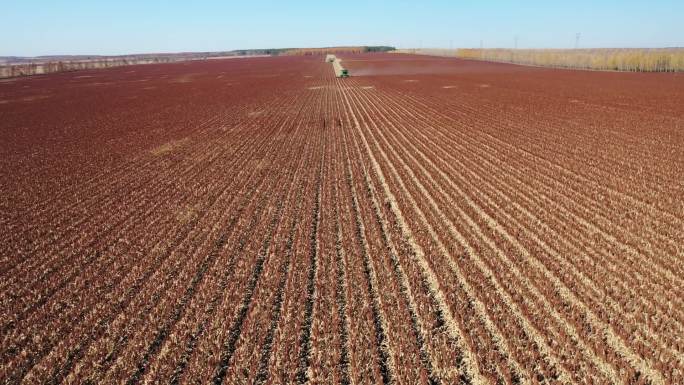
(2, 0, 682, 56)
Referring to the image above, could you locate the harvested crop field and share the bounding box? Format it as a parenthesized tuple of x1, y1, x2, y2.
(1, 53, 683, 384)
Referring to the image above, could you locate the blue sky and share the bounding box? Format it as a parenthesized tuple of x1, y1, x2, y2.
(2, 0, 682, 56)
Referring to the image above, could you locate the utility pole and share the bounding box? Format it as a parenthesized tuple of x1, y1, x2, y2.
(575, 32, 581, 49)
(514, 36, 518, 49)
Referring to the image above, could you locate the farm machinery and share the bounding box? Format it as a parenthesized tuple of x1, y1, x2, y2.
(326, 55, 349, 78)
